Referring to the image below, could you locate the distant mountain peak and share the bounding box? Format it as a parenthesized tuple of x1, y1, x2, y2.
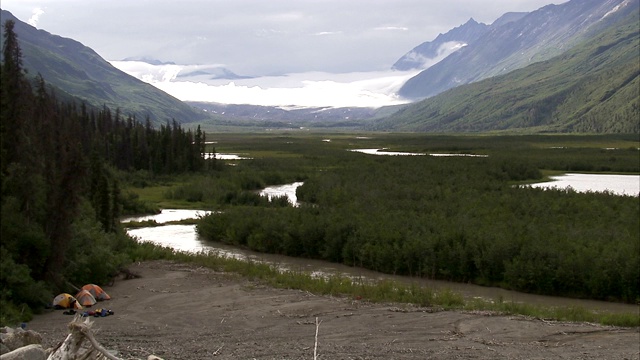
(398, 0, 639, 100)
(121, 56, 176, 66)
(391, 17, 489, 71)
(376, 7, 640, 133)
(175, 65, 249, 81)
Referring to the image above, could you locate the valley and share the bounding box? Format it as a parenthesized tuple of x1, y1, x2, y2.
(1, 1, 639, 358)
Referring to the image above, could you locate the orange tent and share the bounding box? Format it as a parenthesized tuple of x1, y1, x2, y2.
(75, 290, 97, 307)
(52, 293, 82, 309)
(81, 284, 111, 301)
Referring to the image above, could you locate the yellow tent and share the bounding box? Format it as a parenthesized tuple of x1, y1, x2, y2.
(52, 293, 82, 309)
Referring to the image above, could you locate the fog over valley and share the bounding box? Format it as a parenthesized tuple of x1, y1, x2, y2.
(110, 60, 421, 108)
(3, 0, 568, 108)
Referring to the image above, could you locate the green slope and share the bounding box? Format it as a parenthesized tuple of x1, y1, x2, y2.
(1, 10, 209, 125)
(373, 12, 639, 133)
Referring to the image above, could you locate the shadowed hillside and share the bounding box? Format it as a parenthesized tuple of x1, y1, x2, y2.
(0, 9, 209, 125)
(372, 11, 639, 133)
(398, 0, 639, 100)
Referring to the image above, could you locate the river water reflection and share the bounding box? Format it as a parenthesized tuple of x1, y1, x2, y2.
(259, 182, 303, 206)
(528, 173, 640, 197)
(125, 209, 639, 314)
(349, 149, 488, 157)
(122, 209, 211, 223)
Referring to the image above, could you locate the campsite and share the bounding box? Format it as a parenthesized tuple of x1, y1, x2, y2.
(24, 260, 640, 359)
(52, 284, 111, 309)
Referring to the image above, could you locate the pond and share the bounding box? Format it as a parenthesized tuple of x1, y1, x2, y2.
(349, 149, 488, 157)
(204, 153, 251, 160)
(527, 173, 640, 197)
(350, 148, 425, 156)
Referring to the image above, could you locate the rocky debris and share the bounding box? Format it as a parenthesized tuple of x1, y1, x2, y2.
(0, 327, 43, 354)
(0, 344, 46, 360)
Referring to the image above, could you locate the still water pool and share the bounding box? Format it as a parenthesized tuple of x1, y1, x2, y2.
(528, 173, 640, 197)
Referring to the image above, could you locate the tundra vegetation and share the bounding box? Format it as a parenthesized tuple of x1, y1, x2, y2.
(1, 20, 638, 328)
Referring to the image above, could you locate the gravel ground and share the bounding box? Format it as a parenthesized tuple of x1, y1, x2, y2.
(27, 260, 640, 360)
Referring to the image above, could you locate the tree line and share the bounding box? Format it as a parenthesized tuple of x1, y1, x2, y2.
(0, 20, 208, 324)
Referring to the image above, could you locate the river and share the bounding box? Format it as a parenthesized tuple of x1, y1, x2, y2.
(527, 173, 640, 197)
(349, 149, 488, 157)
(124, 208, 639, 314)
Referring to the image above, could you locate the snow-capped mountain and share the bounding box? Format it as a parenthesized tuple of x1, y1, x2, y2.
(392, 18, 490, 71)
(398, 0, 639, 99)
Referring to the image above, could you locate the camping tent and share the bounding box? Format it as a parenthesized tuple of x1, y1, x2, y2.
(75, 290, 97, 307)
(81, 284, 111, 301)
(53, 293, 82, 309)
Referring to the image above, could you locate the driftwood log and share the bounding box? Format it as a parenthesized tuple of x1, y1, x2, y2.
(47, 317, 163, 360)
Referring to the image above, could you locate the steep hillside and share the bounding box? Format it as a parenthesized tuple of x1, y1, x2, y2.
(399, 0, 639, 100)
(391, 13, 527, 72)
(371, 11, 640, 133)
(0, 10, 208, 125)
(392, 18, 490, 71)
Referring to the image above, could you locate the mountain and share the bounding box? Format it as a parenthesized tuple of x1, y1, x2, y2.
(114, 58, 249, 81)
(0, 10, 209, 125)
(398, 0, 639, 100)
(490, 12, 529, 28)
(121, 56, 176, 66)
(186, 101, 395, 123)
(175, 66, 248, 81)
(370, 10, 640, 133)
(392, 18, 490, 71)
(392, 12, 529, 72)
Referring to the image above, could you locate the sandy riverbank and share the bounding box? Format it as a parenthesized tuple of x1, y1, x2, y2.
(26, 260, 639, 359)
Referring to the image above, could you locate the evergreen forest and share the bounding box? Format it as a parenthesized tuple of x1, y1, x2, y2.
(0, 21, 208, 324)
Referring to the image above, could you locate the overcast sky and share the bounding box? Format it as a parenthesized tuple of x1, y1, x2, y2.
(2, 0, 567, 107)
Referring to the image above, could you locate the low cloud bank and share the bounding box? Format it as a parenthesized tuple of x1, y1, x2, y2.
(111, 61, 420, 108)
(401, 41, 468, 69)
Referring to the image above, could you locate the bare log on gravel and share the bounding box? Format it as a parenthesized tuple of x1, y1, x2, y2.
(47, 317, 163, 360)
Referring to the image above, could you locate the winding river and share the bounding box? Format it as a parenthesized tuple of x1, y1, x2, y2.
(123, 181, 639, 314)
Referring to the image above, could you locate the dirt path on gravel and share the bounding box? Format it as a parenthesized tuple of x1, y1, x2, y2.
(27, 260, 639, 360)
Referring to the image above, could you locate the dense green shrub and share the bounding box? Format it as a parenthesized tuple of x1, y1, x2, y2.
(0, 247, 51, 325)
(198, 142, 639, 302)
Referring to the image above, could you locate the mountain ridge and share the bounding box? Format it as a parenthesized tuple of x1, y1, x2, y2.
(0, 9, 209, 125)
(371, 9, 640, 133)
(392, 18, 489, 71)
(398, 0, 639, 100)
